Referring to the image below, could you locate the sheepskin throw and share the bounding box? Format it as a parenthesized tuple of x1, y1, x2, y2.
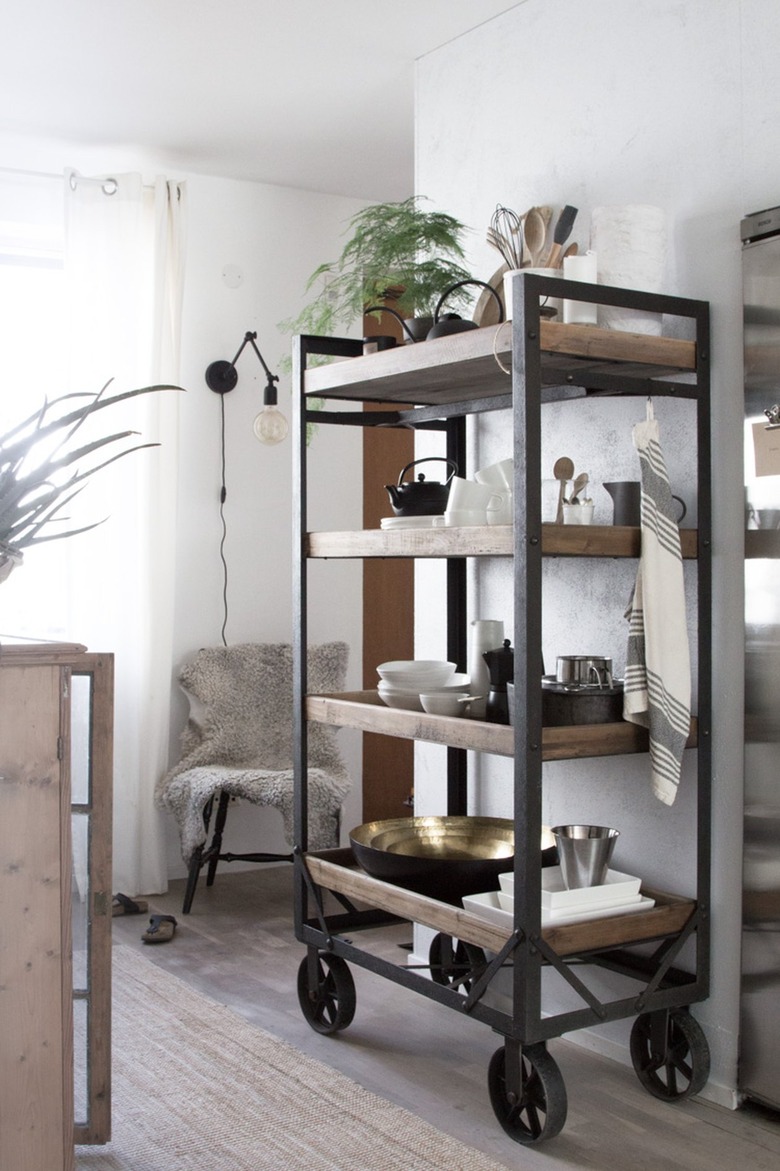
(156, 642, 350, 862)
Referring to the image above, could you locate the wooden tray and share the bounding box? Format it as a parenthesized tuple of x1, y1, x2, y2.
(303, 849, 695, 960)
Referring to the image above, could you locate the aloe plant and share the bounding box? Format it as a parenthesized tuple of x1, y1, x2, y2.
(0, 381, 179, 551)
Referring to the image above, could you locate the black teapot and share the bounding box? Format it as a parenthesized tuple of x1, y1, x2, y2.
(385, 457, 457, 517)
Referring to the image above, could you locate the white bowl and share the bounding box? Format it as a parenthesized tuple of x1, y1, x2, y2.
(376, 659, 456, 688)
(378, 672, 470, 694)
(377, 688, 424, 712)
(419, 692, 472, 717)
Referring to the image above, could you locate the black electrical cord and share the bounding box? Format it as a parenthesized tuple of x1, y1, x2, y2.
(218, 392, 229, 646)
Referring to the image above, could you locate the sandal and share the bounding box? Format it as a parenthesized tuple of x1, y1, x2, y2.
(142, 914, 178, 944)
(112, 893, 149, 917)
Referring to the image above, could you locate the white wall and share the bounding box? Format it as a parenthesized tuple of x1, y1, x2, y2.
(169, 174, 366, 875)
(414, 0, 780, 1106)
(0, 130, 367, 879)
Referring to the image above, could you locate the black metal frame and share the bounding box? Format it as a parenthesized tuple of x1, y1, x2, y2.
(291, 274, 712, 1058)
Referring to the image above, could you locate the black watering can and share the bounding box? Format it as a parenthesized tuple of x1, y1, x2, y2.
(426, 280, 505, 340)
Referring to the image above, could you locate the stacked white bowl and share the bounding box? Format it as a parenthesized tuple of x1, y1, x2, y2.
(376, 659, 469, 712)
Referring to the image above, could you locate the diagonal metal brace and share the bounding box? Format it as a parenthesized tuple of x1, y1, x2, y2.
(635, 907, 703, 1008)
(531, 934, 610, 1019)
(294, 847, 333, 944)
(465, 929, 526, 1012)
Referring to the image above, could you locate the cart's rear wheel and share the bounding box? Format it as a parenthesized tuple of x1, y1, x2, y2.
(488, 1042, 567, 1144)
(297, 952, 356, 1035)
(428, 932, 486, 993)
(630, 1009, 710, 1100)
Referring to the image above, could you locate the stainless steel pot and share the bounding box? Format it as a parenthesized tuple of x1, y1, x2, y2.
(556, 655, 613, 688)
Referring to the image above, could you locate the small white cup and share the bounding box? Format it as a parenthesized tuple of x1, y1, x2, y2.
(562, 502, 595, 525)
(475, 458, 514, 490)
(487, 490, 513, 525)
(447, 476, 495, 511)
(502, 269, 523, 321)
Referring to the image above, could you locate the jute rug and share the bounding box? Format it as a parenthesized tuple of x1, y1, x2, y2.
(75, 944, 506, 1170)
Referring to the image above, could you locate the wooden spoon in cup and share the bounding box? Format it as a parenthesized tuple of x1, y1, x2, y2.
(553, 456, 574, 523)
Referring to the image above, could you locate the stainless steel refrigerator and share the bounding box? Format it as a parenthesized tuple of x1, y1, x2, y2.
(740, 205, 780, 1110)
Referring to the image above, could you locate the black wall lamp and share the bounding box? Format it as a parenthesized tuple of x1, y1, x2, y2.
(205, 330, 288, 445)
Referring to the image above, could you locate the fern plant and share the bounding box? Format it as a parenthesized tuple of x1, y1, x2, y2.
(281, 196, 473, 341)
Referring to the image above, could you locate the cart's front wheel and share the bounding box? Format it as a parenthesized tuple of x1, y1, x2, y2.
(630, 1009, 710, 1100)
(488, 1042, 567, 1144)
(297, 952, 356, 1035)
(429, 933, 486, 993)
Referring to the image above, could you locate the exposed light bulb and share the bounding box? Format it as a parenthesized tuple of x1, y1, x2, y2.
(253, 404, 289, 445)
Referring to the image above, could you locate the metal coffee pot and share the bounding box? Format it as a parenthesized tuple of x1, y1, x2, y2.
(482, 639, 514, 724)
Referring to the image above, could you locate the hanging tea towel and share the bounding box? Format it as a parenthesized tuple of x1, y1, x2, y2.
(623, 402, 691, 805)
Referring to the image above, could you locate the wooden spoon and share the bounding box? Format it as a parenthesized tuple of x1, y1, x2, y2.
(569, 472, 589, 503)
(553, 456, 574, 523)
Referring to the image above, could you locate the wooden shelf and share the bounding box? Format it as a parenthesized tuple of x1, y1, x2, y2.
(307, 692, 698, 760)
(304, 321, 698, 407)
(303, 849, 696, 960)
(745, 529, 780, 559)
(307, 524, 699, 559)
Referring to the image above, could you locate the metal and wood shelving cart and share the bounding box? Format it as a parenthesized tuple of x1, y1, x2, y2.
(292, 273, 711, 1145)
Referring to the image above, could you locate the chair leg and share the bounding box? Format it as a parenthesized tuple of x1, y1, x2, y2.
(205, 790, 231, 887)
(182, 845, 204, 915)
(181, 791, 219, 915)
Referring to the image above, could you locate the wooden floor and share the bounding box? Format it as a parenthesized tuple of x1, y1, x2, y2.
(113, 866, 780, 1170)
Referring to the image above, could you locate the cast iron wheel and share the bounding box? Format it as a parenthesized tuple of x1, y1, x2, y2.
(487, 1043, 567, 1144)
(297, 952, 356, 1035)
(428, 932, 486, 993)
(630, 1009, 710, 1100)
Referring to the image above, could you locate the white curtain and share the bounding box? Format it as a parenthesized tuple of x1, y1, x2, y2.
(63, 171, 186, 895)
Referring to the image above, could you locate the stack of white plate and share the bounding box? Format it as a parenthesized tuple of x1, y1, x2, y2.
(462, 867, 654, 928)
(378, 672, 471, 712)
(380, 515, 442, 530)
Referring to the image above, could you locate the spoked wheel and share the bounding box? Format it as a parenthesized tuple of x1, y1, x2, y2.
(488, 1042, 567, 1144)
(429, 932, 486, 993)
(630, 1009, 710, 1100)
(297, 952, 356, 1035)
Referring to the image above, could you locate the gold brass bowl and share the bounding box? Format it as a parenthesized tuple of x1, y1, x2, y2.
(349, 815, 557, 902)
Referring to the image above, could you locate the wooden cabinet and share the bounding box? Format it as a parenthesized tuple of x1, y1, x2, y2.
(0, 643, 113, 1168)
(292, 274, 712, 1143)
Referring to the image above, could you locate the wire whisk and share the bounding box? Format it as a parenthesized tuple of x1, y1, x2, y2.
(487, 204, 524, 269)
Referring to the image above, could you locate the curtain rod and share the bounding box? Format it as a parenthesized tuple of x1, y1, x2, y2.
(0, 165, 157, 192)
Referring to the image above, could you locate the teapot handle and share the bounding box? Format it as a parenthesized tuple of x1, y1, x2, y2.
(433, 279, 505, 324)
(398, 457, 458, 486)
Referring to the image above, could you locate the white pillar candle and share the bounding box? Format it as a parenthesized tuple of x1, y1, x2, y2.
(563, 251, 598, 324)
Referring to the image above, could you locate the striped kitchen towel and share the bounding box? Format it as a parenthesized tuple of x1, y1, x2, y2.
(623, 404, 691, 805)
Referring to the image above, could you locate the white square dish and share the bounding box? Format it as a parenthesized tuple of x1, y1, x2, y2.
(462, 890, 513, 929)
(465, 889, 655, 930)
(541, 895, 655, 927)
(497, 866, 642, 909)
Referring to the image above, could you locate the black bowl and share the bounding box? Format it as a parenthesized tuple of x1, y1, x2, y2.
(349, 815, 557, 903)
